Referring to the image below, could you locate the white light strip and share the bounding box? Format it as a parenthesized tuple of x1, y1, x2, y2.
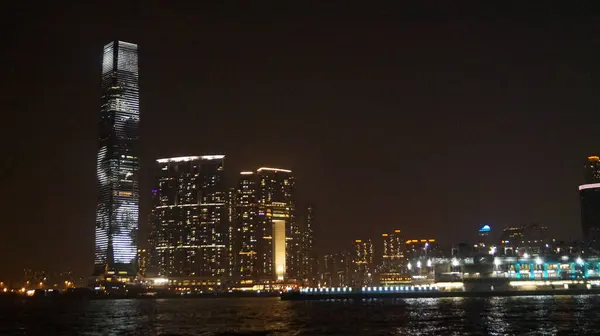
(240, 171, 254, 175)
(579, 183, 600, 191)
(156, 155, 225, 163)
(257, 167, 292, 173)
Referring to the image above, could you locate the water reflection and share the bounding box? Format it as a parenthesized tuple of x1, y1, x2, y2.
(3, 295, 600, 335)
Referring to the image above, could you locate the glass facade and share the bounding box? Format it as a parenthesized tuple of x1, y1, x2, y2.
(150, 156, 228, 278)
(95, 41, 140, 275)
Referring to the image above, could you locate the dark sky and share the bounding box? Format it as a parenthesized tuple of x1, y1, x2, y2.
(1, 2, 599, 279)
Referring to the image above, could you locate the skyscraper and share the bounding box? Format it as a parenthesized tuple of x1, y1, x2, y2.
(149, 156, 228, 279)
(256, 167, 297, 281)
(95, 41, 140, 276)
(230, 172, 260, 281)
(299, 204, 316, 285)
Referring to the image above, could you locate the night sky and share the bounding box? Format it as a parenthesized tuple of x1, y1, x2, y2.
(1, 2, 599, 279)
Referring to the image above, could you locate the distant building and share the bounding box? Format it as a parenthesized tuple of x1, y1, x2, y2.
(149, 156, 228, 281)
(499, 223, 548, 256)
(353, 239, 375, 286)
(585, 156, 600, 184)
(94, 41, 140, 277)
(404, 239, 439, 259)
(381, 230, 404, 272)
(299, 204, 317, 285)
(137, 249, 149, 277)
(320, 251, 352, 287)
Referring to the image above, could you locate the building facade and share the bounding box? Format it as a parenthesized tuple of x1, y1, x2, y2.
(95, 41, 140, 276)
(149, 156, 228, 280)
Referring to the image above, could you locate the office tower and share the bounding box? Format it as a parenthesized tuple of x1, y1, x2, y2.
(381, 229, 404, 272)
(256, 167, 297, 281)
(230, 172, 259, 281)
(150, 156, 228, 279)
(353, 239, 374, 286)
(585, 156, 600, 184)
(95, 41, 140, 277)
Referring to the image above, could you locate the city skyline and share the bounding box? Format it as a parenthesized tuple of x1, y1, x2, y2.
(1, 3, 599, 280)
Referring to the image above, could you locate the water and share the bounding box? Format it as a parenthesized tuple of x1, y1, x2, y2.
(1, 295, 600, 335)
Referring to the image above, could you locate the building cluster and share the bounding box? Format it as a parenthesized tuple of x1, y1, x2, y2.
(91, 41, 315, 292)
(144, 157, 316, 290)
(81, 41, 600, 293)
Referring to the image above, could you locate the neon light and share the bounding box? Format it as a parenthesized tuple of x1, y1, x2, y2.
(156, 155, 225, 163)
(579, 183, 600, 191)
(479, 225, 491, 232)
(257, 167, 292, 173)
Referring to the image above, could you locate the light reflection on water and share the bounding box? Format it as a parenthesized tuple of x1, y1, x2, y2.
(2, 295, 600, 335)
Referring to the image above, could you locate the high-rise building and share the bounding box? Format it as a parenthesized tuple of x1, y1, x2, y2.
(585, 156, 600, 184)
(149, 156, 228, 279)
(299, 204, 316, 285)
(230, 172, 260, 281)
(95, 41, 140, 277)
(580, 183, 600, 251)
(256, 167, 298, 281)
(381, 229, 404, 272)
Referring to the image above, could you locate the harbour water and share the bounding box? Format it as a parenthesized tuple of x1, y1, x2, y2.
(2, 295, 600, 335)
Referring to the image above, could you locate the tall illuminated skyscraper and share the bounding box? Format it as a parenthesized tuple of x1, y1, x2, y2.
(150, 156, 228, 278)
(94, 41, 140, 276)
